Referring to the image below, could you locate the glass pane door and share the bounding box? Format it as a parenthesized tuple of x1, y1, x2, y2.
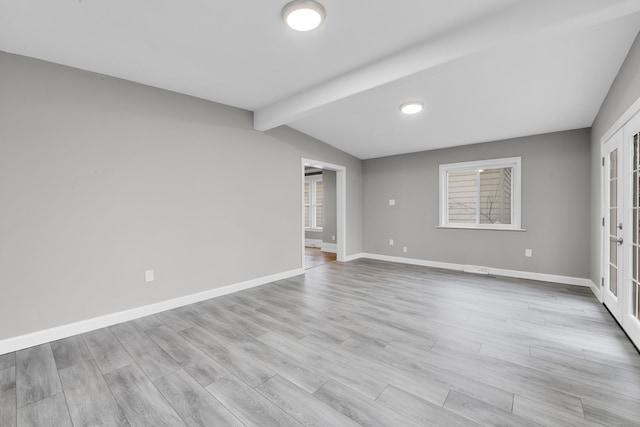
(624, 115, 640, 347)
(603, 130, 623, 322)
(632, 132, 640, 323)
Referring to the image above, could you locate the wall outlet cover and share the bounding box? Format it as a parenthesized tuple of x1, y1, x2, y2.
(145, 270, 154, 282)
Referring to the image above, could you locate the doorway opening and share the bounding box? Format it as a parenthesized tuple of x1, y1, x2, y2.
(301, 158, 346, 270)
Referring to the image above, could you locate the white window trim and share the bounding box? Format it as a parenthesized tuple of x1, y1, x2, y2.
(305, 174, 323, 231)
(439, 157, 523, 231)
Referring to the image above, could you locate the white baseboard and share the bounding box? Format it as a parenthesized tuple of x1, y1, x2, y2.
(0, 268, 304, 355)
(488, 266, 592, 287)
(321, 243, 337, 253)
(354, 253, 592, 287)
(589, 280, 603, 302)
(343, 252, 365, 262)
(359, 253, 464, 272)
(305, 238, 322, 248)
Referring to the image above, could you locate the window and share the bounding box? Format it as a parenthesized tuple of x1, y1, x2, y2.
(439, 157, 521, 230)
(305, 175, 323, 230)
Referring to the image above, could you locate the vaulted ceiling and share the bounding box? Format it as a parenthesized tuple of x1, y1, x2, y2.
(2, 0, 640, 158)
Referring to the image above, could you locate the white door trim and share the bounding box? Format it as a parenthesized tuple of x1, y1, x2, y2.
(602, 131, 624, 322)
(622, 110, 640, 348)
(301, 158, 347, 268)
(598, 97, 640, 303)
(600, 96, 640, 144)
(600, 98, 640, 350)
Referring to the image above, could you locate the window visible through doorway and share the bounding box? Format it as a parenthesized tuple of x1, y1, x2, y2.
(305, 174, 323, 231)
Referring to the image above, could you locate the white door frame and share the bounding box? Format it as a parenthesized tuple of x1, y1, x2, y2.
(600, 95, 640, 350)
(622, 111, 640, 347)
(599, 95, 640, 302)
(602, 130, 624, 322)
(301, 158, 347, 269)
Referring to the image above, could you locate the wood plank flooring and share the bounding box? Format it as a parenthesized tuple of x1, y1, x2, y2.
(305, 247, 336, 269)
(1, 259, 640, 426)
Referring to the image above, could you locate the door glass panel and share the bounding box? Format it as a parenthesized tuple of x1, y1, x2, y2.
(635, 172, 638, 209)
(634, 133, 640, 319)
(634, 134, 638, 172)
(610, 240, 617, 266)
(635, 283, 639, 319)
(634, 209, 638, 245)
(609, 148, 619, 297)
(633, 245, 638, 281)
(633, 280, 639, 319)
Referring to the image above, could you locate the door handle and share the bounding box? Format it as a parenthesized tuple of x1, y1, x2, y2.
(610, 236, 624, 245)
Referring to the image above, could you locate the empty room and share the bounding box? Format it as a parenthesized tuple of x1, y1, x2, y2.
(2, 1, 640, 426)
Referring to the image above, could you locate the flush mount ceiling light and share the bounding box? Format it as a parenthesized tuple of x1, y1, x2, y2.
(400, 101, 424, 115)
(282, 0, 326, 32)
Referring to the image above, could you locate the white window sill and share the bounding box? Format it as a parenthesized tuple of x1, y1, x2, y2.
(305, 228, 323, 233)
(436, 226, 526, 232)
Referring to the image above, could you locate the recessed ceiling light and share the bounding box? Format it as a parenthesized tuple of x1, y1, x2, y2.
(400, 101, 424, 115)
(282, 0, 326, 32)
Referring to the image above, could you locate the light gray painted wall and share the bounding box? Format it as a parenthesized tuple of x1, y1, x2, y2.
(0, 52, 362, 340)
(363, 129, 591, 278)
(305, 231, 323, 240)
(590, 31, 640, 284)
(322, 170, 337, 244)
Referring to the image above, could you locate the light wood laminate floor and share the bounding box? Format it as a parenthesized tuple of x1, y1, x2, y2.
(1, 259, 640, 426)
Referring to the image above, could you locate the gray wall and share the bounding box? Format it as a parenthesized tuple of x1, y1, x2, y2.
(0, 52, 362, 340)
(590, 31, 640, 284)
(322, 170, 337, 245)
(363, 129, 591, 278)
(304, 231, 323, 240)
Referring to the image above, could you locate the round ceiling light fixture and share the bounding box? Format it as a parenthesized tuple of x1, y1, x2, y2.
(282, 0, 326, 32)
(400, 101, 424, 115)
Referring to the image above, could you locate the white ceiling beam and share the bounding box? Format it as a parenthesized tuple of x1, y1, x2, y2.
(254, 0, 640, 131)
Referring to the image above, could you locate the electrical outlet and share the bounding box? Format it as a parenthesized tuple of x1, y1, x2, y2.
(145, 270, 154, 282)
(525, 249, 532, 257)
(403, 246, 407, 253)
(389, 199, 395, 206)
(389, 239, 394, 246)
(332, 235, 336, 241)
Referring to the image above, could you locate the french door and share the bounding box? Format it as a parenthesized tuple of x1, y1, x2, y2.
(603, 131, 623, 322)
(602, 110, 640, 348)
